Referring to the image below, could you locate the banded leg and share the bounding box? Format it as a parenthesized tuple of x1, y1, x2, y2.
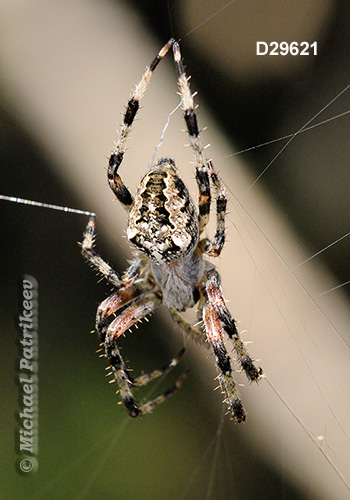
(96, 283, 146, 342)
(205, 160, 227, 257)
(172, 42, 227, 256)
(103, 292, 188, 417)
(206, 269, 263, 382)
(135, 348, 189, 416)
(81, 216, 150, 292)
(108, 39, 174, 210)
(138, 369, 189, 416)
(203, 304, 246, 422)
(81, 216, 122, 288)
(134, 347, 186, 386)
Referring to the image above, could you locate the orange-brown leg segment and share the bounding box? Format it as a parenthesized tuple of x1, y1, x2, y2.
(203, 304, 246, 423)
(103, 293, 188, 417)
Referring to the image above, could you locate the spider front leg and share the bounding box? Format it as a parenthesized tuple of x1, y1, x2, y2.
(103, 292, 159, 417)
(203, 303, 246, 422)
(95, 284, 145, 342)
(206, 269, 263, 383)
(100, 292, 188, 417)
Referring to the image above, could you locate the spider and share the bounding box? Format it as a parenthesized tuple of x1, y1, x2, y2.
(81, 39, 263, 423)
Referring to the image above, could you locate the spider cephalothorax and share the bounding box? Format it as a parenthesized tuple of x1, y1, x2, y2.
(82, 39, 262, 422)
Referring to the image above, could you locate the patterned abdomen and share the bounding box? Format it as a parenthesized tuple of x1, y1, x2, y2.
(127, 158, 199, 262)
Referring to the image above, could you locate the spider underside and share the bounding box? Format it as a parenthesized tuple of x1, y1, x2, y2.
(81, 39, 262, 423)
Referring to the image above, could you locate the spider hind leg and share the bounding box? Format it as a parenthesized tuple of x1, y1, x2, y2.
(172, 41, 227, 257)
(107, 39, 174, 211)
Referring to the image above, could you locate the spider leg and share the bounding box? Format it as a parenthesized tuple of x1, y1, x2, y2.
(96, 282, 147, 342)
(206, 269, 263, 382)
(203, 303, 246, 423)
(81, 215, 151, 290)
(172, 41, 227, 257)
(81, 216, 122, 288)
(204, 159, 227, 257)
(103, 292, 188, 417)
(170, 309, 208, 347)
(134, 347, 186, 387)
(138, 369, 189, 416)
(108, 39, 174, 211)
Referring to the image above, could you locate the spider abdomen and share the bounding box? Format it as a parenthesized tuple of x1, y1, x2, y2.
(127, 158, 199, 263)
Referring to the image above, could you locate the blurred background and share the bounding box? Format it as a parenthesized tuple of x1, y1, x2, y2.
(0, 1, 349, 499)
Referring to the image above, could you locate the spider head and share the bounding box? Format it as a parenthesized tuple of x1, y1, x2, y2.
(127, 158, 199, 263)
